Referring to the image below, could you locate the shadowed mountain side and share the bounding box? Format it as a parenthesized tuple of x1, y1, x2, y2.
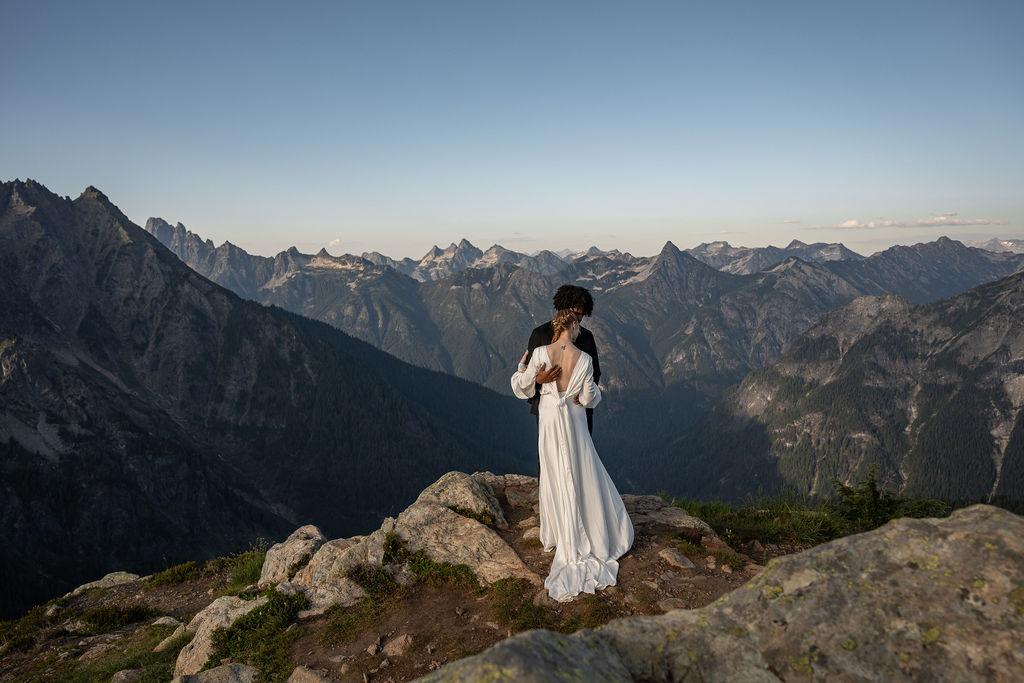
(0, 180, 533, 618)
(644, 271, 1024, 504)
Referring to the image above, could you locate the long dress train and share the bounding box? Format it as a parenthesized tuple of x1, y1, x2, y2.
(511, 346, 634, 602)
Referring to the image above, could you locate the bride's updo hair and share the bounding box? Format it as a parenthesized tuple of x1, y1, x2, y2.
(551, 309, 580, 343)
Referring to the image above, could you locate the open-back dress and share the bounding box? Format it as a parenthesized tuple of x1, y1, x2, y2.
(511, 345, 634, 602)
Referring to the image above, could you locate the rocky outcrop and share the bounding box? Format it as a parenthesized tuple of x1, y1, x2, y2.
(173, 662, 257, 682)
(418, 505, 1024, 682)
(259, 525, 326, 586)
(285, 471, 542, 617)
(64, 572, 140, 598)
(174, 595, 269, 677)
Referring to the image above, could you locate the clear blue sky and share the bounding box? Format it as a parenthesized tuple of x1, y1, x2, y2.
(3, 0, 1021, 259)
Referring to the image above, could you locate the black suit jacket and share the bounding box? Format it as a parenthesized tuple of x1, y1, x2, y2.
(525, 321, 601, 434)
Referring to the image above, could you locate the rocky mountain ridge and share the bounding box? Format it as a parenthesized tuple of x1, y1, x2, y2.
(651, 268, 1024, 503)
(0, 180, 534, 619)
(146, 215, 1024, 496)
(2, 470, 1021, 682)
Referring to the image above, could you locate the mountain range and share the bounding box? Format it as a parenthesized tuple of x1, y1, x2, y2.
(0, 180, 534, 618)
(647, 271, 1024, 504)
(146, 219, 1024, 484)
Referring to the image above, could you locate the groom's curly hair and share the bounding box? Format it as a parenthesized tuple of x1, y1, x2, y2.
(552, 284, 594, 316)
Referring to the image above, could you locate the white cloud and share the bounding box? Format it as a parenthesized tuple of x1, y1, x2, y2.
(808, 214, 1004, 231)
(782, 219, 801, 224)
(328, 238, 342, 248)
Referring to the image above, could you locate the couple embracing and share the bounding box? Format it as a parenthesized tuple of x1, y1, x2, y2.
(511, 285, 634, 603)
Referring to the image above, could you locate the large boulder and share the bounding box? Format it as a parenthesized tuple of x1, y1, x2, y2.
(172, 662, 257, 682)
(394, 502, 540, 586)
(259, 525, 326, 586)
(64, 571, 139, 597)
(174, 595, 268, 677)
(418, 471, 509, 529)
(418, 505, 1024, 681)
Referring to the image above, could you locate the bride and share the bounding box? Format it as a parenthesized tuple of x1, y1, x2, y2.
(511, 309, 634, 602)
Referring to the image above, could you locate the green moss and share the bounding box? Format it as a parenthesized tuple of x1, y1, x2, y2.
(447, 504, 497, 528)
(921, 627, 940, 644)
(788, 654, 813, 677)
(1009, 586, 1024, 616)
(207, 589, 310, 682)
(841, 638, 857, 650)
(286, 553, 310, 581)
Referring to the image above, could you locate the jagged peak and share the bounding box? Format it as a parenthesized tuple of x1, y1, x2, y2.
(315, 247, 332, 258)
(786, 239, 808, 249)
(659, 240, 681, 255)
(79, 185, 110, 202)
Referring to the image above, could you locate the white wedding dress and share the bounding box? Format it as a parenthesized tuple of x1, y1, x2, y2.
(511, 346, 634, 602)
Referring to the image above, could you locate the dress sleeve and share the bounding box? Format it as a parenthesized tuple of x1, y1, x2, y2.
(511, 348, 543, 399)
(576, 355, 602, 409)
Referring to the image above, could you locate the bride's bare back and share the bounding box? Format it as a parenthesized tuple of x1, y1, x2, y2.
(546, 342, 581, 393)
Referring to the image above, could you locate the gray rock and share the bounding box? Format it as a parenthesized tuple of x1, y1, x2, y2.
(64, 571, 139, 598)
(152, 616, 185, 627)
(259, 525, 326, 586)
(174, 595, 268, 677)
(522, 527, 540, 542)
(394, 502, 540, 587)
(111, 669, 142, 683)
(382, 633, 414, 657)
(417, 505, 1024, 682)
(298, 580, 367, 618)
(417, 471, 508, 530)
(287, 665, 331, 682)
(291, 537, 360, 587)
(173, 662, 257, 682)
(153, 624, 188, 652)
(622, 495, 716, 542)
(657, 547, 695, 570)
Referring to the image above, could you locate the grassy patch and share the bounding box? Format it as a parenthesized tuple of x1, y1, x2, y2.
(206, 589, 310, 682)
(489, 578, 556, 633)
(559, 593, 614, 633)
(347, 564, 401, 600)
(668, 493, 844, 546)
(148, 561, 200, 587)
(675, 539, 748, 571)
(79, 605, 159, 635)
(222, 540, 269, 595)
(668, 468, 951, 548)
(321, 598, 387, 646)
(0, 605, 51, 656)
(23, 624, 190, 683)
(446, 504, 496, 528)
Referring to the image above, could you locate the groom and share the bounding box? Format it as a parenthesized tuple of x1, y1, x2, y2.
(524, 284, 602, 437)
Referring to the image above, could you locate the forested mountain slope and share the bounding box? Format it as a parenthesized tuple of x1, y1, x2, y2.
(645, 271, 1024, 504)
